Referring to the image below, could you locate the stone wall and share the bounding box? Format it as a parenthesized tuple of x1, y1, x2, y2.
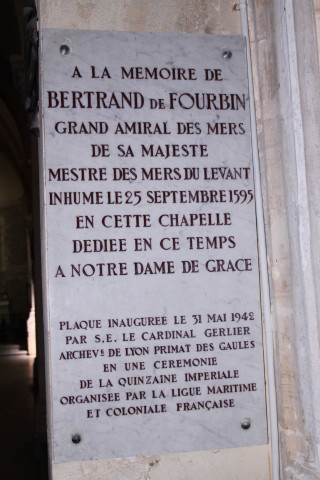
(38, 0, 320, 478)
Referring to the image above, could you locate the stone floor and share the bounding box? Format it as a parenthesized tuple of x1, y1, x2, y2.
(0, 344, 38, 479)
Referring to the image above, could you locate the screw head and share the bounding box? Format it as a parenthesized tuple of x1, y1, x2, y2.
(71, 433, 81, 444)
(241, 418, 251, 430)
(60, 44, 70, 55)
(222, 49, 232, 60)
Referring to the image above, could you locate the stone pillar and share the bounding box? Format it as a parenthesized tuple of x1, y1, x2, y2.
(248, 0, 320, 477)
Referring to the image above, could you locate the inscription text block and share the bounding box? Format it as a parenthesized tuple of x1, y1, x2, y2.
(41, 29, 268, 462)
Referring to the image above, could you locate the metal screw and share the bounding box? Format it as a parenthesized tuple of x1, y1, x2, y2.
(241, 418, 251, 430)
(71, 433, 81, 444)
(60, 44, 70, 55)
(222, 49, 232, 60)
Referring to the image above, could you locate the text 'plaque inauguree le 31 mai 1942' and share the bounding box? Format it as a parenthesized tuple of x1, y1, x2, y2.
(40, 29, 268, 463)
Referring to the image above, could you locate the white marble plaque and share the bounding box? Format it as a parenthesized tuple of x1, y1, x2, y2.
(41, 29, 268, 463)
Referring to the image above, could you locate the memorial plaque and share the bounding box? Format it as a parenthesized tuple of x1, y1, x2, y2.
(41, 29, 268, 463)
